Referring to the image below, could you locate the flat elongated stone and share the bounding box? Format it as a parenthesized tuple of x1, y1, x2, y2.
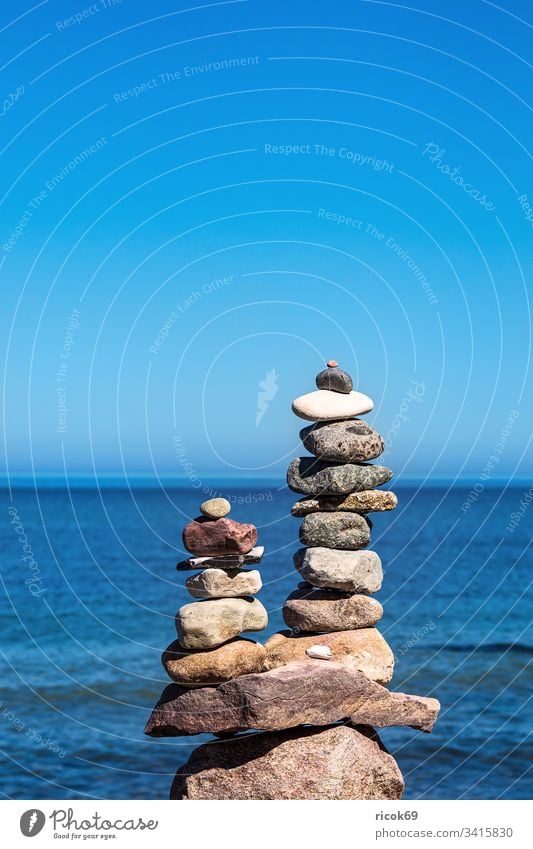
(291, 491, 398, 516)
(170, 725, 404, 800)
(176, 546, 264, 571)
(162, 638, 266, 686)
(182, 517, 257, 557)
(300, 420, 384, 463)
(176, 597, 268, 649)
(283, 587, 383, 631)
(185, 569, 262, 599)
(299, 512, 371, 549)
(294, 547, 382, 592)
(287, 457, 393, 496)
(145, 660, 439, 737)
(264, 628, 394, 684)
(292, 389, 373, 422)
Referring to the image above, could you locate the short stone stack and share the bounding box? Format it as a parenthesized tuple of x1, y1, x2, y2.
(149, 496, 268, 690)
(145, 367, 440, 800)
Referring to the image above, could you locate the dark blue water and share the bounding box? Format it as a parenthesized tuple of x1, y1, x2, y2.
(0, 481, 531, 800)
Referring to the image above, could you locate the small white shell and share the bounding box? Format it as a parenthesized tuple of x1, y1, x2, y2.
(306, 645, 333, 660)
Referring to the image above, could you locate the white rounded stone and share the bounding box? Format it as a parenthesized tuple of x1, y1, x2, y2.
(292, 389, 374, 422)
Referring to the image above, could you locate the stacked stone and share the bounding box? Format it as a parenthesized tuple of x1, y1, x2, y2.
(153, 496, 268, 689)
(284, 360, 395, 660)
(145, 366, 440, 800)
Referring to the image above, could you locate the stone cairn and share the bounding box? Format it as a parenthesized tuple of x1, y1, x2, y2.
(145, 363, 440, 799)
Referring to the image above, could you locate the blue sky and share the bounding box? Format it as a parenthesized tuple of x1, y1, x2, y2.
(1, 0, 531, 481)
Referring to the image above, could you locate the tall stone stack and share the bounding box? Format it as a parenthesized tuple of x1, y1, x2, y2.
(145, 366, 440, 800)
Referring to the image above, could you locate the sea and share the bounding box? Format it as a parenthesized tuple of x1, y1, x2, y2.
(0, 480, 531, 800)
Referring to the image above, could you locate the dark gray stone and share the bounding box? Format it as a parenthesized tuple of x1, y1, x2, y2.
(300, 419, 384, 462)
(287, 457, 393, 496)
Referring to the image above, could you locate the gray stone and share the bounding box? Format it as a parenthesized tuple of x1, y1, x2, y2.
(283, 587, 383, 631)
(176, 597, 268, 649)
(287, 457, 393, 496)
(300, 419, 384, 462)
(170, 725, 405, 799)
(315, 364, 353, 394)
(294, 547, 382, 592)
(185, 569, 262, 599)
(299, 512, 371, 549)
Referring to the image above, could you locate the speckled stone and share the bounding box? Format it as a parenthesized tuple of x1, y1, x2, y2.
(291, 491, 398, 516)
(287, 457, 393, 496)
(300, 419, 384, 463)
(299, 512, 371, 549)
(199, 497, 231, 519)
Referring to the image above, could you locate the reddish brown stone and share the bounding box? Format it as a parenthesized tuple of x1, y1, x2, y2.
(182, 517, 257, 557)
(145, 660, 440, 736)
(170, 724, 405, 799)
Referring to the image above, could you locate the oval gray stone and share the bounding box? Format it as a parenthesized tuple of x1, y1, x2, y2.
(287, 457, 393, 496)
(294, 547, 382, 592)
(315, 365, 353, 394)
(299, 512, 371, 549)
(300, 419, 384, 463)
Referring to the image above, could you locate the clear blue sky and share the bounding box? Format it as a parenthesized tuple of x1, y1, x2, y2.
(1, 0, 531, 481)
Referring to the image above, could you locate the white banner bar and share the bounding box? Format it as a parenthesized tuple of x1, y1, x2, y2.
(1, 800, 530, 848)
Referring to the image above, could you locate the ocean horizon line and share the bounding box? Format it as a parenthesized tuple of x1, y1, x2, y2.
(1, 474, 530, 489)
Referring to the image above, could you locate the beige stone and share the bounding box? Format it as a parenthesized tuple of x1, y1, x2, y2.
(176, 597, 268, 649)
(264, 628, 394, 684)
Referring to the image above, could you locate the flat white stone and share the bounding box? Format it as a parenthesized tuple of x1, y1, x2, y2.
(187, 546, 264, 568)
(292, 389, 374, 422)
(306, 645, 333, 660)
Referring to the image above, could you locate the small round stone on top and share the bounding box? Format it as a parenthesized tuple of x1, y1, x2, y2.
(200, 497, 231, 519)
(316, 361, 353, 394)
